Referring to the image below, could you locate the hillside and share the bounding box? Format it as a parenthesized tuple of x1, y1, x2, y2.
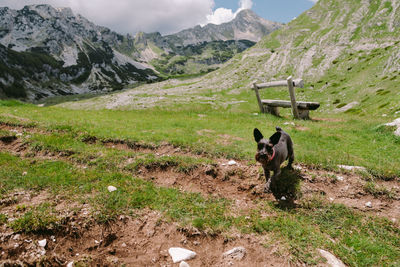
(71, 0, 400, 117)
(0, 5, 159, 100)
(123, 9, 281, 76)
(0, 6, 280, 100)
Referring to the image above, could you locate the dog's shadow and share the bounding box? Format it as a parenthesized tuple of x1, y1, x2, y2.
(270, 166, 303, 210)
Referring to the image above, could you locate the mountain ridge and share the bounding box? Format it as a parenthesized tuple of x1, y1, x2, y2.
(0, 5, 281, 100)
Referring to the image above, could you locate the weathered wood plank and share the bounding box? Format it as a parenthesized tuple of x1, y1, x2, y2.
(253, 83, 264, 113)
(287, 76, 299, 119)
(261, 100, 320, 110)
(254, 79, 304, 90)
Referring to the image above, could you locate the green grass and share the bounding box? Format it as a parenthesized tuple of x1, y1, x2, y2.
(1, 99, 399, 178)
(1, 147, 399, 265)
(10, 202, 60, 233)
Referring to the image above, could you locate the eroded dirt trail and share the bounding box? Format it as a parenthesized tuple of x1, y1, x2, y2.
(1, 123, 399, 266)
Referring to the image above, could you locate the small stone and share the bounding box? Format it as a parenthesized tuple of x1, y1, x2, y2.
(336, 176, 344, 181)
(168, 247, 197, 263)
(180, 261, 190, 267)
(365, 202, 372, 208)
(281, 196, 286, 201)
(107, 186, 117, 192)
(329, 197, 334, 202)
(67, 262, 74, 267)
(338, 165, 367, 172)
(222, 246, 246, 261)
(13, 234, 21, 240)
(51, 235, 56, 242)
(22, 171, 28, 176)
(228, 160, 237, 166)
(318, 249, 345, 267)
(121, 242, 127, 247)
(38, 239, 47, 247)
(283, 122, 295, 126)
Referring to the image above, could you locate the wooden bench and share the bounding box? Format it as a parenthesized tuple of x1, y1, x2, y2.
(252, 76, 320, 120)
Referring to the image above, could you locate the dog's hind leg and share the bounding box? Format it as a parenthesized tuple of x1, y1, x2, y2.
(287, 138, 294, 169)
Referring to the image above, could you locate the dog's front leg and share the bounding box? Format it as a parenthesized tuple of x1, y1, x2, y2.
(270, 168, 281, 191)
(263, 168, 271, 193)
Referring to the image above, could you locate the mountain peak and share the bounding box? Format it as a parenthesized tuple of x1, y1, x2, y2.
(23, 4, 74, 18)
(235, 9, 257, 19)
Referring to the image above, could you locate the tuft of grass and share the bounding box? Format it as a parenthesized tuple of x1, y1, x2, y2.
(0, 213, 8, 225)
(10, 203, 60, 233)
(363, 181, 395, 199)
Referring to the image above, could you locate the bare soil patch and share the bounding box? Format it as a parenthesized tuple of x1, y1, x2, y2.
(1, 124, 399, 265)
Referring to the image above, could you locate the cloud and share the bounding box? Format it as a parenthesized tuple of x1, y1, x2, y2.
(205, 0, 253, 25)
(0, 0, 215, 34)
(308, 0, 319, 3)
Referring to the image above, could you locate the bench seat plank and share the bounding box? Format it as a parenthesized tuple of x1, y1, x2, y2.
(261, 100, 320, 110)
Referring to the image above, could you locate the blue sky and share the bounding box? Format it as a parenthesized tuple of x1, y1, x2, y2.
(1, 0, 317, 34)
(214, 0, 316, 23)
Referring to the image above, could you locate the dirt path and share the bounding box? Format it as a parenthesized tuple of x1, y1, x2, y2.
(1, 124, 399, 266)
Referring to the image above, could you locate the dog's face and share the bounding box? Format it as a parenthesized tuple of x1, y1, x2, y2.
(254, 128, 274, 164)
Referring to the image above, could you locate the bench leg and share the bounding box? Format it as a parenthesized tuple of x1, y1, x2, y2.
(265, 106, 280, 116)
(298, 109, 310, 120)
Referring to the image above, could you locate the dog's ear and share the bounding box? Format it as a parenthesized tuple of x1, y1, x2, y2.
(269, 132, 281, 146)
(253, 128, 263, 143)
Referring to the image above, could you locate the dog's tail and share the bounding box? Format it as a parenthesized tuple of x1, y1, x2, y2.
(276, 126, 282, 132)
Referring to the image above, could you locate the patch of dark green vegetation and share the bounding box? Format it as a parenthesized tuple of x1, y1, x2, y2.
(152, 40, 255, 76)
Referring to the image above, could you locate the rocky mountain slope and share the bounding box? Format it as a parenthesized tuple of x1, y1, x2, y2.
(66, 0, 400, 118)
(0, 5, 281, 100)
(0, 5, 159, 100)
(121, 9, 282, 76)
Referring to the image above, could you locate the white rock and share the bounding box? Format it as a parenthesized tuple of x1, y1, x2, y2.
(284, 122, 295, 126)
(228, 160, 237, 166)
(222, 246, 246, 261)
(365, 201, 372, 208)
(338, 165, 366, 172)
(329, 197, 335, 202)
(318, 249, 346, 267)
(168, 247, 197, 263)
(107, 186, 117, 192)
(385, 118, 400, 136)
(37, 104, 45, 107)
(13, 234, 21, 240)
(22, 171, 28, 176)
(67, 261, 74, 267)
(281, 196, 287, 201)
(38, 239, 47, 247)
(336, 176, 344, 181)
(179, 261, 190, 267)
